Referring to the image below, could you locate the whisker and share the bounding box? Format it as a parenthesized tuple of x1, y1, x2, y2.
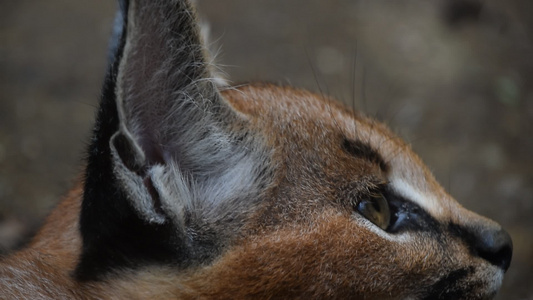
(350, 45, 359, 140)
(305, 49, 343, 135)
(74, 100, 98, 109)
(350, 44, 358, 113)
(360, 65, 368, 113)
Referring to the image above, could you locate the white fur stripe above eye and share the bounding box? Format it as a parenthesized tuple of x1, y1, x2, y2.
(389, 178, 444, 218)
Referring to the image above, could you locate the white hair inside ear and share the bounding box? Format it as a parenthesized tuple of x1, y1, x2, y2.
(110, 131, 166, 225)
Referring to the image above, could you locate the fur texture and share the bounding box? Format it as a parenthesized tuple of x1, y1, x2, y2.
(0, 0, 512, 299)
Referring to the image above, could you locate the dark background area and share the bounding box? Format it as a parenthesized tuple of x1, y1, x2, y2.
(1, 0, 531, 298)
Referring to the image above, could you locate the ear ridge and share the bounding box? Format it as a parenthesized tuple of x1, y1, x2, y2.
(110, 131, 164, 224)
(78, 0, 272, 279)
(115, 0, 237, 165)
(110, 0, 273, 230)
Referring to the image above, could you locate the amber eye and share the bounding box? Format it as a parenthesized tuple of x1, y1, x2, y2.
(355, 193, 391, 230)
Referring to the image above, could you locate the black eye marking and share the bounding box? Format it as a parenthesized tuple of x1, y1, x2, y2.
(383, 189, 442, 234)
(342, 139, 389, 172)
(349, 186, 442, 234)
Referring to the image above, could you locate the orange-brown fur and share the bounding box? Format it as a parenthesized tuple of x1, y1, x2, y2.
(0, 0, 510, 297)
(0, 184, 83, 298)
(1, 84, 502, 298)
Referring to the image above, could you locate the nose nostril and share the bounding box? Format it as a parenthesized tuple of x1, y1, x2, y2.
(477, 241, 513, 271)
(475, 228, 513, 272)
(450, 223, 514, 271)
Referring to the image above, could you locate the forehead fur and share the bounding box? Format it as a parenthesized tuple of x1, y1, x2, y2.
(223, 83, 454, 219)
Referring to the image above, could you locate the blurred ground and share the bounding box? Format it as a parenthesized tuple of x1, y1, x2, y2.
(1, 0, 532, 298)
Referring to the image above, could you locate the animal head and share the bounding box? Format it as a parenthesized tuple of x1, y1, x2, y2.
(2, 0, 512, 299)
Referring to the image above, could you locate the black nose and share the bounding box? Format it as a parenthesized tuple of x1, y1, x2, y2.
(473, 227, 513, 272)
(450, 223, 513, 271)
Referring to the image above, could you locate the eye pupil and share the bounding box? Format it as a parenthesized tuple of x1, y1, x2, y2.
(372, 201, 381, 212)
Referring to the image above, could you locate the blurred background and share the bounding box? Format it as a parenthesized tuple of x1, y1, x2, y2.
(1, 0, 531, 298)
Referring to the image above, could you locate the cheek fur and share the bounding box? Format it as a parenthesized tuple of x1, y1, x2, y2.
(181, 212, 455, 299)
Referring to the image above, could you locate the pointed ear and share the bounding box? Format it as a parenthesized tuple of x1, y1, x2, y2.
(111, 0, 270, 224)
(116, 0, 227, 167)
(77, 0, 270, 279)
